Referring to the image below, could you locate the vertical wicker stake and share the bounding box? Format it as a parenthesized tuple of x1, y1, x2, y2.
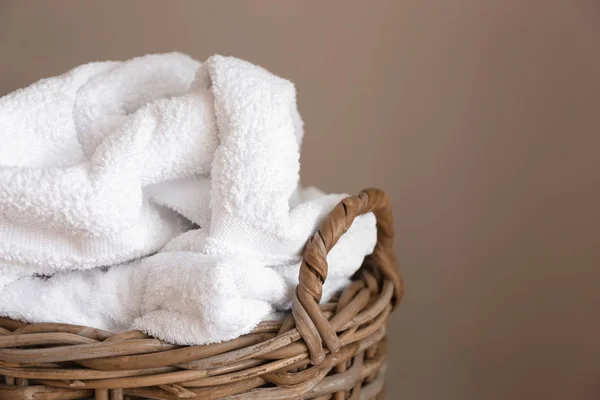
(95, 389, 109, 400)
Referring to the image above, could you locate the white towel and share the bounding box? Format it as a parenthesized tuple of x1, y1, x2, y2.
(0, 54, 377, 345)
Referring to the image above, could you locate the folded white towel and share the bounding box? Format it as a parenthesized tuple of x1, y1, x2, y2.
(0, 54, 377, 345)
(0, 53, 214, 274)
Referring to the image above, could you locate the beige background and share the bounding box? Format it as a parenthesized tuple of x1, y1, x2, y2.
(1, 1, 599, 399)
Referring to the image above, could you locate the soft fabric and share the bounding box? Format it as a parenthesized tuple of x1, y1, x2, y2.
(0, 54, 377, 345)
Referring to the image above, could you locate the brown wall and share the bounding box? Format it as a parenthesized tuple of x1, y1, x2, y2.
(1, 1, 599, 399)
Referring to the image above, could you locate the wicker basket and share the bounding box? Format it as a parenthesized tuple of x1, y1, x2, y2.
(0, 188, 403, 400)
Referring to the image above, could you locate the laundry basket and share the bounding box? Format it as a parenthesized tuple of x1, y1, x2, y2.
(0, 188, 403, 400)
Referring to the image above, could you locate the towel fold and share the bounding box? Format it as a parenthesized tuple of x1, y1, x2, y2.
(0, 54, 377, 345)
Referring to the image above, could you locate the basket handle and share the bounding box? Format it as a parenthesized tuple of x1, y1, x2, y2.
(292, 188, 403, 365)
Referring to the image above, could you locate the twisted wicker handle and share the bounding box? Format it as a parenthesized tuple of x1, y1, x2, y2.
(292, 188, 403, 365)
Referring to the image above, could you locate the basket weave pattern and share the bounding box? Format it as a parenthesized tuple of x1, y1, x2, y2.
(0, 188, 403, 400)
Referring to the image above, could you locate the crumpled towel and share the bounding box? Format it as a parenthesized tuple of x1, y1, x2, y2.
(0, 53, 377, 345)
